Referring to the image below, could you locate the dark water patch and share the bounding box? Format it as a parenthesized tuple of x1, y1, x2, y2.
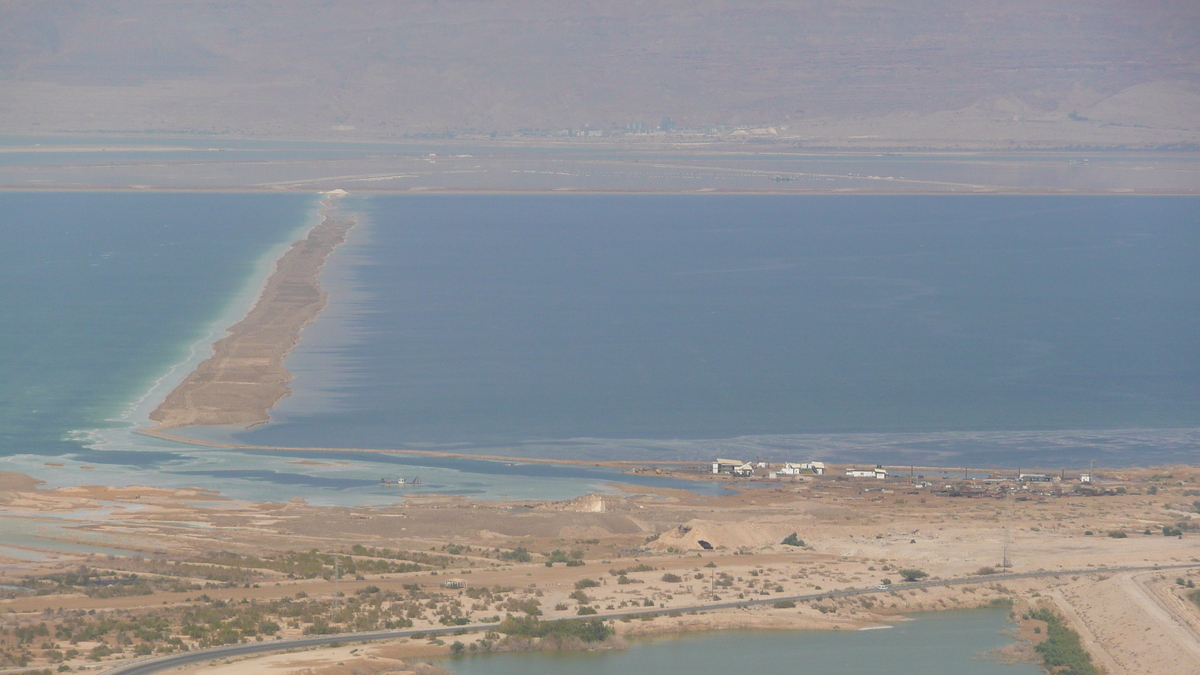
(64, 448, 189, 468)
(238, 448, 732, 496)
(168, 469, 385, 491)
(238, 195, 1200, 469)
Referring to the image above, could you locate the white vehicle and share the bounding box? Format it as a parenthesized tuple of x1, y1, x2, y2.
(877, 585, 890, 590)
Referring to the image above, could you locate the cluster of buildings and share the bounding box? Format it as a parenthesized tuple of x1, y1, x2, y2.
(711, 458, 827, 477)
(709, 460, 1101, 494)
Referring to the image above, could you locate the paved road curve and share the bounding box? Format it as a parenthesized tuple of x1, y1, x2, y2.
(99, 562, 1199, 675)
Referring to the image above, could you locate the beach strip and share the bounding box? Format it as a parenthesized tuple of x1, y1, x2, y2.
(147, 191, 356, 429)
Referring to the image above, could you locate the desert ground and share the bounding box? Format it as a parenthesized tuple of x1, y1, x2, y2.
(2, 464, 1199, 675)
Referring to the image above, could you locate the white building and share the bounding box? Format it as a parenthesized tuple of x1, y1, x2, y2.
(712, 458, 743, 474)
(846, 465, 887, 480)
(778, 461, 826, 476)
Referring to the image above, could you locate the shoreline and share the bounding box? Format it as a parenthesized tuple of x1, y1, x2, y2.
(4, 467, 1200, 674)
(139, 426, 1200, 474)
(146, 191, 357, 430)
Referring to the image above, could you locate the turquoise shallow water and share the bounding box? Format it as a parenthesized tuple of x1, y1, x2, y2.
(0, 191, 314, 457)
(443, 609, 1041, 675)
(1, 191, 682, 503)
(229, 194, 1200, 467)
(2, 193, 1198, 503)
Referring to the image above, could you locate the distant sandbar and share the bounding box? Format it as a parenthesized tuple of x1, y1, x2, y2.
(147, 191, 355, 429)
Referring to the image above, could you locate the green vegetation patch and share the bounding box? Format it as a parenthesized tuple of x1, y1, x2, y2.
(496, 616, 613, 643)
(1027, 608, 1097, 675)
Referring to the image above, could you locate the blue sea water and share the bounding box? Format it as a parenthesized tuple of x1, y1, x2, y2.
(0, 191, 315, 457)
(225, 195, 1200, 467)
(0, 191, 731, 502)
(2, 193, 1198, 504)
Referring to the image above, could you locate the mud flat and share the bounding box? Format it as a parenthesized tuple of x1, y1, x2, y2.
(147, 191, 355, 429)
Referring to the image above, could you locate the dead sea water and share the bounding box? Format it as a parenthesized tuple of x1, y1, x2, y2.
(0, 191, 314, 459)
(0, 191, 728, 502)
(231, 194, 1200, 468)
(3, 192, 1198, 503)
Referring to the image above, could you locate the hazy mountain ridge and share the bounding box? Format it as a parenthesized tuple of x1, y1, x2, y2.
(1, 0, 1198, 147)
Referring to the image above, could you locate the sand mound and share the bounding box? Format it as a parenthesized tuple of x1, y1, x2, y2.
(649, 518, 807, 551)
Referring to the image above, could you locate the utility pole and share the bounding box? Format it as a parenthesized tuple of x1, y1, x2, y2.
(1002, 490, 1014, 569)
(333, 556, 341, 613)
(710, 567, 715, 598)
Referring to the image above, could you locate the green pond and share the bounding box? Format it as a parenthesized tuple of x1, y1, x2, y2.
(443, 609, 1042, 675)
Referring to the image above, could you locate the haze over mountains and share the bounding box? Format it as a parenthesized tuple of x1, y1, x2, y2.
(2, 0, 1199, 148)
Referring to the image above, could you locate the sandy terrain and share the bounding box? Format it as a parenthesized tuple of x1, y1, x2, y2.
(147, 192, 355, 429)
(1, 467, 1199, 674)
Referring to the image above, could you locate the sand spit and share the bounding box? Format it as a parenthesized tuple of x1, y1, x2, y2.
(147, 191, 356, 429)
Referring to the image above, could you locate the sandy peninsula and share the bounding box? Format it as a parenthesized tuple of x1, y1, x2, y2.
(147, 192, 356, 430)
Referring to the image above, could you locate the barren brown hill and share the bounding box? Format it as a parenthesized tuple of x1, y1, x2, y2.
(1, 1, 1198, 148)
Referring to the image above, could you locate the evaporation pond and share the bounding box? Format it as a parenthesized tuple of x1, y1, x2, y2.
(443, 608, 1040, 675)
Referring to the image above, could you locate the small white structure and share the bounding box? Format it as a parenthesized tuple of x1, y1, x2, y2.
(733, 462, 755, 477)
(1079, 473, 1092, 483)
(846, 465, 888, 480)
(779, 461, 826, 476)
(441, 578, 467, 589)
(1019, 473, 1053, 483)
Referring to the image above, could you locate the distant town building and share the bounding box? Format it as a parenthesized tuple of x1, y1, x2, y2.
(846, 465, 887, 480)
(1019, 473, 1053, 483)
(1079, 473, 1092, 483)
(778, 461, 826, 476)
(801, 461, 826, 475)
(712, 458, 743, 474)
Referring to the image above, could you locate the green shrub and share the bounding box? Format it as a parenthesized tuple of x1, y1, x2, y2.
(1028, 608, 1097, 675)
(496, 616, 613, 642)
(499, 546, 532, 562)
(1107, 531, 1127, 538)
(781, 533, 804, 547)
(899, 569, 928, 582)
(661, 573, 682, 583)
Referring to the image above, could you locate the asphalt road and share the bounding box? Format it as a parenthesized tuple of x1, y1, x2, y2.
(99, 561, 1200, 675)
